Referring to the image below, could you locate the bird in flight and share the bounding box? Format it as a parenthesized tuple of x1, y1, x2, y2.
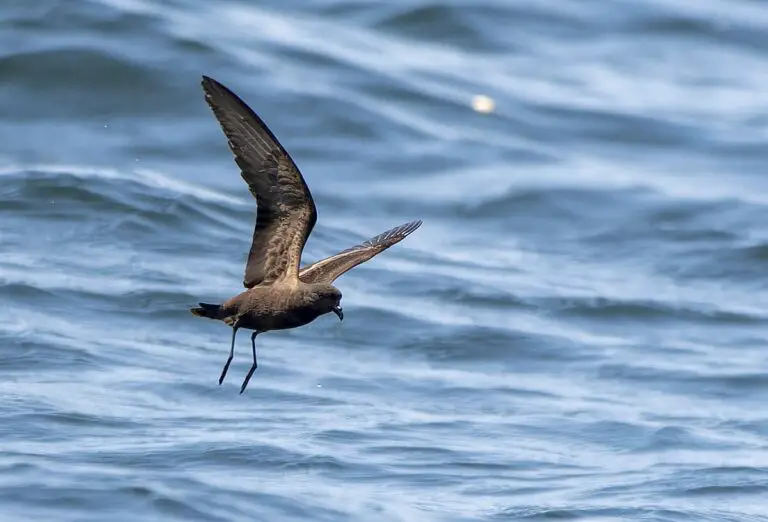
(191, 75, 422, 394)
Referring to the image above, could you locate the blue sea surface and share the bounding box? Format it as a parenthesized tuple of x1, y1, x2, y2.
(2, 1, 768, 520)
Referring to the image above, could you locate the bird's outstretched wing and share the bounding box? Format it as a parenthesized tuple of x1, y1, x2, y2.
(299, 220, 422, 284)
(202, 75, 317, 287)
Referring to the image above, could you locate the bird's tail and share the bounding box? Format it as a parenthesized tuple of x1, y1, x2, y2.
(190, 302, 223, 320)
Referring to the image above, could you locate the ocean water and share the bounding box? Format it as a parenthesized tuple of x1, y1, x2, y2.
(2, 0, 768, 520)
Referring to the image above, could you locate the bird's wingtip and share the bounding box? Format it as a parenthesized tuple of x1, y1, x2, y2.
(200, 75, 225, 93)
(405, 219, 423, 234)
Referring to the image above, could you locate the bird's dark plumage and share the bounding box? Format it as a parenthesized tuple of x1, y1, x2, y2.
(192, 75, 422, 393)
(300, 219, 422, 284)
(201, 75, 316, 287)
(190, 302, 222, 319)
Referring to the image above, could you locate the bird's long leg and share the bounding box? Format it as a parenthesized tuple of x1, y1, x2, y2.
(239, 332, 259, 394)
(219, 326, 238, 385)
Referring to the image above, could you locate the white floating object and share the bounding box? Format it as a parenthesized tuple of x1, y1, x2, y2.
(471, 94, 495, 114)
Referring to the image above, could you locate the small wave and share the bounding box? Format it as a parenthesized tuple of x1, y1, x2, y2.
(545, 295, 766, 324)
(0, 164, 241, 205)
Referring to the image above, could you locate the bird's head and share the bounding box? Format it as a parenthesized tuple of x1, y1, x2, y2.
(313, 284, 343, 321)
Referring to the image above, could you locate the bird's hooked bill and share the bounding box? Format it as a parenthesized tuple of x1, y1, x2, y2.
(332, 305, 343, 321)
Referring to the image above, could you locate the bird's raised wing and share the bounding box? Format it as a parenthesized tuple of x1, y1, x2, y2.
(202, 75, 317, 287)
(299, 220, 422, 284)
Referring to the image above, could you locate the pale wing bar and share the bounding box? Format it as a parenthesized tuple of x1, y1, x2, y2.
(299, 220, 422, 284)
(201, 76, 317, 287)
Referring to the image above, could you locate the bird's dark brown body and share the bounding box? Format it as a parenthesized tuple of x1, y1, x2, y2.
(190, 75, 421, 393)
(219, 282, 341, 332)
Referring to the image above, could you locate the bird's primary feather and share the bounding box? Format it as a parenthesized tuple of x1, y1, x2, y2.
(299, 220, 422, 284)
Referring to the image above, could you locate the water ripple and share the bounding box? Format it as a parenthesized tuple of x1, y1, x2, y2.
(3, 0, 768, 520)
